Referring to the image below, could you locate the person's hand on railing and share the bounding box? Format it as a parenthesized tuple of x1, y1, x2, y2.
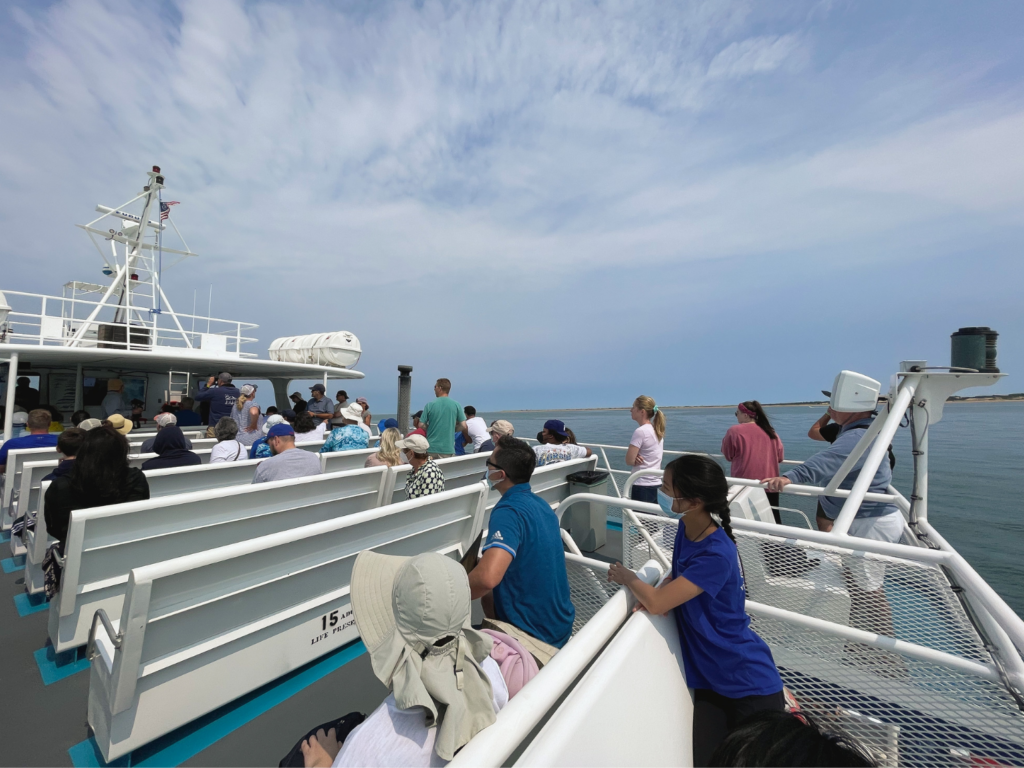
(607, 561, 637, 587)
(763, 476, 791, 493)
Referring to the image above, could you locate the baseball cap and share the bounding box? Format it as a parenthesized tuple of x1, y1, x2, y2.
(12, 412, 28, 425)
(378, 418, 399, 433)
(267, 423, 295, 438)
(543, 419, 568, 437)
(104, 413, 133, 435)
(282, 409, 297, 421)
(488, 419, 514, 437)
(78, 418, 103, 431)
(240, 384, 256, 397)
(396, 434, 429, 454)
(154, 412, 177, 427)
(310, 383, 326, 394)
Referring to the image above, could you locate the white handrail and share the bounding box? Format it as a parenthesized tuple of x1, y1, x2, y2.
(450, 559, 664, 767)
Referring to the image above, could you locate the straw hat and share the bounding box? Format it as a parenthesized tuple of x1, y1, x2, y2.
(104, 413, 133, 435)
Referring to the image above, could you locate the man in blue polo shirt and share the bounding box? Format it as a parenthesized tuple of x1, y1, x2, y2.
(1, 409, 59, 475)
(468, 436, 575, 664)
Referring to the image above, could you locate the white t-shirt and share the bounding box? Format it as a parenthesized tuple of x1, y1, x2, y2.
(210, 439, 247, 463)
(629, 424, 664, 486)
(296, 421, 328, 445)
(334, 656, 508, 767)
(533, 443, 589, 467)
(465, 417, 489, 451)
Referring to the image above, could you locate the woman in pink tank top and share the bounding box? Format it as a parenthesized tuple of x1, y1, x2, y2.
(721, 401, 784, 523)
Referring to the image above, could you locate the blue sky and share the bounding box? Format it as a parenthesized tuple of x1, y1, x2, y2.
(1, 0, 1021, 411)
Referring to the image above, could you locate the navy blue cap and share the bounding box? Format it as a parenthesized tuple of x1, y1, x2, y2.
(310, 383, 326, 393)
(543, 419, 568, 437)
(267, 424, 295, 438)
(378, 418, 399, 433)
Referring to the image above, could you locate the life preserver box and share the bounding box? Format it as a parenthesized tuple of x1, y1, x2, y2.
(268, 331, 362, 369)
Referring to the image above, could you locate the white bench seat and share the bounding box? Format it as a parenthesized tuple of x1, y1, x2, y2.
(87, 484, 489, 762)
(50, 467, 387, 653)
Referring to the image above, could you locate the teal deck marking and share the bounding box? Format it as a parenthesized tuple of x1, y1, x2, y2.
(69, 639, 367, 768)
(15, 591, 49, 616)
(2, 554, 26, 573)
(34, 644, 89, 685)
(0, 529, 10, 542)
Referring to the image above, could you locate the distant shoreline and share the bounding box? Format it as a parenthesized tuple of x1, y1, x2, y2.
(498, 396, 1023, 413)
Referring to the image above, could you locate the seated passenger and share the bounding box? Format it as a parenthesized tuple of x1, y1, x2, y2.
(320, 404, 370, 453)
(295, 551, 509, 767)
(175, 396, 202, 427)
(476, 419, 513, 453)
(42, 428, 85, 481)
(250, 414, 284, 459)
(608, 455, 784, 766)
(70, 409, 92, 427)
(532, 419, 592, 466)
(141, 425, 202, 470)
(469, 436, 575, 665)
(0, 409, 59, 475)
(397, 435, 445, 499)
(44, 425, 150, 554)
(251, 424, 322, 483)
(364, 427, 402, 468)
(210, 417, 247, 462)
(405, 410, 426, 438)
(140, 412, 192, 453)
(102, 413, 134, 437)
(294, 410, 326, 445)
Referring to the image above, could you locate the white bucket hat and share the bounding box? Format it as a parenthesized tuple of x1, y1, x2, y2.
(350, 551, 496, 760)
(262, 414, 285, 435)
(340, 402, 363, 422)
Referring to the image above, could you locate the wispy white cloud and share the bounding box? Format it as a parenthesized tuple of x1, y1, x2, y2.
(0, 0, 1021, 405)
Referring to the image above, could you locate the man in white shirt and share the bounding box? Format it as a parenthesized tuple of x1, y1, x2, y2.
(463, 406, 489, 453)
(299, 552, 506, 767)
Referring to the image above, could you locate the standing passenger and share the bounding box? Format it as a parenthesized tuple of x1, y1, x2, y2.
(625, 396, 666, 504)
(419, 378, 469, 459)
(232, 384, 263, 446)
(464, 406, 489, 453)
(608, 456, 784, 766)
(721, 401, 785, 523)
(305, 384, 335, 427)
(100, 378, 127, 418)
(193, 373, 240, 425)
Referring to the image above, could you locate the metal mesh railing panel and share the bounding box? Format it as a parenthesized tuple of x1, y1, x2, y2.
(619, 513, 1024, 766)
(565, 558, 620, 636)
(755, 615, 1024, 767)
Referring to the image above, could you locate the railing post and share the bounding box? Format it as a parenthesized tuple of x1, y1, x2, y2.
(831, 378, 917, 536)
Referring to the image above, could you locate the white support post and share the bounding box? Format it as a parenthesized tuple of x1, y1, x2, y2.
(822, 413, 886, 495)
(3, 352, 18, 442)
(68, 264, 127, 346)
(831, 378, 918, 536)
(910, 401, 929, 525)
(154, 283, 194, 348)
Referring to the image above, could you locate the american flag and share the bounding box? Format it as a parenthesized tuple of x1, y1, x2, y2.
(160, 201, 180, 221)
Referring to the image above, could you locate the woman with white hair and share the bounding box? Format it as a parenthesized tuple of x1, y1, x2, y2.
(210, 417, 246, 463)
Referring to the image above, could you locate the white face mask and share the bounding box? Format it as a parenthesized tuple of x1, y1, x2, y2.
(486, 469, 504, 489)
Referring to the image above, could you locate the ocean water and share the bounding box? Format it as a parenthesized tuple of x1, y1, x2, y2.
(472, 402, 1024, 618)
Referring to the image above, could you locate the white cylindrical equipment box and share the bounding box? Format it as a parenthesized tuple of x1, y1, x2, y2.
(268, 331, 362, 369)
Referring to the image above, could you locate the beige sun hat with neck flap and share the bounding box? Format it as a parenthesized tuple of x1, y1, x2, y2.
(350, 550, 496, 761)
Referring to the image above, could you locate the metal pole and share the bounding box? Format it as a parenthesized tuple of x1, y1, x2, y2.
(397, 365, 413, 434)
(911, 400, 929, 524)
(3, 352, 19, 442)
(74, 364, 83, 412)
(831, 378, 918, 536)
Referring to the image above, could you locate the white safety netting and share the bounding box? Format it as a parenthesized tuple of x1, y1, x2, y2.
(621, 512, 1024, 768)
(565, 558, 620, 636)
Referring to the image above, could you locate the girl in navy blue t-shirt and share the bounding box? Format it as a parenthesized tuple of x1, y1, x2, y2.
(609, 455, 784, 766)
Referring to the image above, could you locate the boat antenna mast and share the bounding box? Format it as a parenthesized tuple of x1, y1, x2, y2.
(70, 166, 198, 349)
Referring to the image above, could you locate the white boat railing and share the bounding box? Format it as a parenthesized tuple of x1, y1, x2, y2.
(0, 289, 259, 356)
